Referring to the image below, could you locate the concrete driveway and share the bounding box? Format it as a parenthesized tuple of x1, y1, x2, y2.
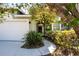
(0, 40, 56, 56)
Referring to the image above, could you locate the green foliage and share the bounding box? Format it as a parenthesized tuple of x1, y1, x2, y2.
(29, 4, 57, 35)
(64, 18, 79, 27)
(53, 30, 78, 48)
(0, 8, 6, 23)
(62, 4, 79, 27)
(22, 31, 44, 48)
(46, 24, 52, 31)
(29, 4, 56, 24)
(26, 31, 43, 44)
(65, 3, 76, 11)
(69, 18, 79, 26)
(29, 4, 41, 19)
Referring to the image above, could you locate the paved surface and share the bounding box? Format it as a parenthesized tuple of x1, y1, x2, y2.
(0, 40, 56, 56)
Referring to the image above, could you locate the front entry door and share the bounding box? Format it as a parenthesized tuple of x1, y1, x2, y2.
(37, 26, 42, 33)
(37, 23, 43, 33)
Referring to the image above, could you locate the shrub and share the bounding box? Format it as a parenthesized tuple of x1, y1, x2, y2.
(46, 31, 56, 43)
(45, 31, 55, 42)
(47, 30, 79, 56)
(53, 30, 78, 48)
(21, 31, 44, 48)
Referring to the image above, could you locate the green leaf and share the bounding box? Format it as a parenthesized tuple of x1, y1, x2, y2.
(66, 3, 76, 11)
(70, 18, 79, 26)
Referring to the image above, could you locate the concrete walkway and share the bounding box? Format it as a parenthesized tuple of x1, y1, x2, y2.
(0, 40, 56, 56)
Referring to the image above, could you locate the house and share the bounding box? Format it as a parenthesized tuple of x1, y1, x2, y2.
(0, 8, 71, 41)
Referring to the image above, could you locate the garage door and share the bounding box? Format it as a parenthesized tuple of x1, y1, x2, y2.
(0, 19, 29, 41)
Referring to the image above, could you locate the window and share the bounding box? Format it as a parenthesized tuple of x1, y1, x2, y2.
(53, 23, 61, 31)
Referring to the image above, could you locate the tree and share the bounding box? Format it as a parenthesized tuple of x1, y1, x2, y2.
(0, 3, 29, 23)
(0, 3, 7, 23)
(47, 3, 79, 38)
(29, 4, 57, 36)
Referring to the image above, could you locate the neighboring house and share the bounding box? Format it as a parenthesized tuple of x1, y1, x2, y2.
(0, 9, 71, 41)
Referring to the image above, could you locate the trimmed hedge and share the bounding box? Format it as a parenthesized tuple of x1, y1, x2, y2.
(53, 30, 79, 48)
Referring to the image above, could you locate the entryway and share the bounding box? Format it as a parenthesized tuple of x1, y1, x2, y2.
(37, 23, 43, 33)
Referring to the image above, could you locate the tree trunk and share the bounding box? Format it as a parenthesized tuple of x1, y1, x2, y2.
(73, 25, 79, 38)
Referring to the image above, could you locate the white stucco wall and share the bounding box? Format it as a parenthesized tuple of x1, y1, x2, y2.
(29, 20, 37, 32)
